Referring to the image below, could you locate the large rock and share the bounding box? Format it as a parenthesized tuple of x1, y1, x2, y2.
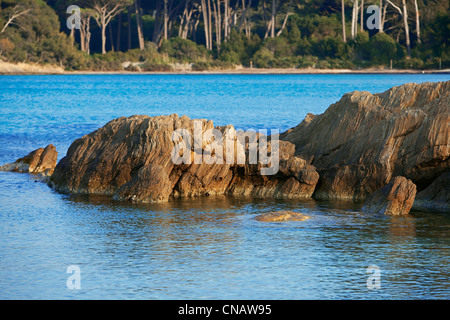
(281, 81, 449, 201)
(0, 144, 58, 176)
(412, 172, 449, 212)
(362, 176, 417, 215)
(49, 114, 319, 203)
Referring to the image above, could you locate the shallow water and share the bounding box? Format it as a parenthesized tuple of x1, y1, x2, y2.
(0, 74, 449, 299)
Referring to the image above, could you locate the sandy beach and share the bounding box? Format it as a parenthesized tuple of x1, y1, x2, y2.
(1, 60, 449, 75)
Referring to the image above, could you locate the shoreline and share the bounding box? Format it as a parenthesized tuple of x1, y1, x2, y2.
(67, 68, 450, 75)
(1, 62, 449, 75)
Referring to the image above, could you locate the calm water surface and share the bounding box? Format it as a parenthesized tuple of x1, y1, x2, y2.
(0, 74, 449, 299)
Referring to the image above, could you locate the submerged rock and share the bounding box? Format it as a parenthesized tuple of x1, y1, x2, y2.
(0, 144, 58, 176)
(281, 81, 449, 202)
(49, 114, 319, 203)
(254, 210, 310, 222)
(362, 176, 417, 215)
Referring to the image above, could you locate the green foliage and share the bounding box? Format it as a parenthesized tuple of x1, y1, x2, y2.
(353, 31, 370, 60)
(292, 14, 342, 41)
(218, 30, 261, 66)
(395, 58, 425, 69)
(1, 0, 448, 71)
(297, 55, 318, 68)
(87, 43, 172, 71)
(191, 60, 235, 71)
(160, 37, 209, 62)
(0, 0, 86, 69)
(312, 36, 350, 59)
(421, 11, 450, 58)
(368, 33, 397, 65)
(89, 53, 123, 71)
(251, 47, 274, 68)
(141, 62, 172, 72)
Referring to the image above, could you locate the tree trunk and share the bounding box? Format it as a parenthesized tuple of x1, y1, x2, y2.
(213, 0, 221, 49)
(207, 0, 213, 50)
(381, 2, 388, 32)
(116, 13, 122, 52)
(351, 0, 358, 40)
(101, 22, 107, 54)
(0, 7, 30, 35)
(355, 0, 359, 38)
(360, 0, 364, 31)
(136, 0, 145, 49)
(182, 2, 193, 39)
(271, 0, 276, 38)
(276, 0, 292, 37)
(224, 0, 229, 41)
(379, 0, 384, 32)
(414, 0, 420, 44)
(201, 0, 210, 50)
(127, 7, 132, 50)
(152, 1, 162, 44)
(193, 18, 199, 43)
(80, 23, 86, 52)
(402, 0, 411, 57)
(179, 0, 189, 37)
(93, 4, 126, 54)
(341, 0, 347, 42)
(69, 28, 75, 46)
(245, 0, 252, 38)
(239, 0, 246, 33)
(80, 15, 92, 54)
(164, 0, 168, 40)
(217, 0, 222, 44)
(239, 0, 251, 37)
(108, 23, 115, 52)
(85, 18, 91, 55)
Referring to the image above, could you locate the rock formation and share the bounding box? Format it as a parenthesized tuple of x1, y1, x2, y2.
(49, 114, 319, 203)
(254, 210, 311, 222)
(3, 81, 447, 211)
(0, 144, 58, 176)
(412, 172, 449, 212)
(362, 176, 417, 215)
(281, 81, 449, 205)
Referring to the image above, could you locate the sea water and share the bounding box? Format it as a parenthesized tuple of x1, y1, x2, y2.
(0, 74, 449, 299)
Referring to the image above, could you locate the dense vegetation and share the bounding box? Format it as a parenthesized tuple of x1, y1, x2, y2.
(0, 0, 448, 71)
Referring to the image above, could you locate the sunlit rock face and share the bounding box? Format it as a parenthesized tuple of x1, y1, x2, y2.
(362, 176, 417, 215)
(49, 114, 319, 203)
(281, 81, 449, 203)
(0, 144, 58, 177)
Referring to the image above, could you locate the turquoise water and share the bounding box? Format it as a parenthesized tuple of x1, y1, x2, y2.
(0, 74, 449, 299)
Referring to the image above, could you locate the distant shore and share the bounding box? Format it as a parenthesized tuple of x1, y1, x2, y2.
(1, 61, 449, 75)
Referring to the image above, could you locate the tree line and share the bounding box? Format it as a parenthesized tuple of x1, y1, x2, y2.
(0, 0, 448, 70)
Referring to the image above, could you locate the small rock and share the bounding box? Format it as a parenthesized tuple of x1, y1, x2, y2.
(0, 144, 58, 176)
(254, 210, 310, 222)
(362, 176, 417, 215)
